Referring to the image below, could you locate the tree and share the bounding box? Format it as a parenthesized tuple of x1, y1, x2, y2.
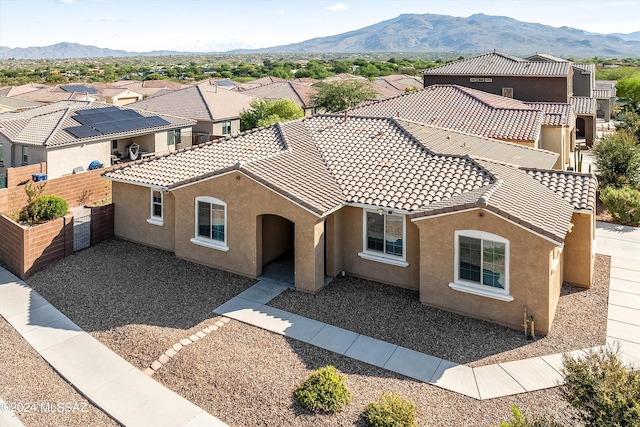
(311, 80, 378, 113)
(593, 130, 640, 188)
(560, 346, 640, 427)
(615, 110, 640, 142)
(617, 76, 640, 113)
(239, 98, 304, 131)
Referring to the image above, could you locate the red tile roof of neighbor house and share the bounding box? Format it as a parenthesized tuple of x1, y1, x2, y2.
(104, 114, 590, 243)
(570, 96, 597, 115)
(239, 81, 318, 109)
(128, 84, 255, 122)
(524, 102, 575, 126)
(348, 84, 545, 142)
(0, 100, 195, 147)
(421, 52, 572, 77)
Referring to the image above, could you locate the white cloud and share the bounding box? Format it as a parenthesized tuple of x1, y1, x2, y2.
(327, 3, 348, 12)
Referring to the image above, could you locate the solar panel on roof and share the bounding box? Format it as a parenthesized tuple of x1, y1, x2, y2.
(65, 126, 101, 138)
(60, 84, 98, 94)
(71, 106, 172, 136)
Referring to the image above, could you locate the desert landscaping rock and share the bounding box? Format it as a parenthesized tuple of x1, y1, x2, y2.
(189, 335, 200, 342)
(196, 331, 206, 339)
(269, 254, 610, 367)
(0, 317, 118, 427)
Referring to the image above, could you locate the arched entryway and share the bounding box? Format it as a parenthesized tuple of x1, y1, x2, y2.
(258, 214, 295, 286)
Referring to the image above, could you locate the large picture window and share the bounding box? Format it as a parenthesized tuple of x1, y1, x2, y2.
(450, 230, 512, 301)
(358, 209, 407, 267)
(191, 196, 228, 251)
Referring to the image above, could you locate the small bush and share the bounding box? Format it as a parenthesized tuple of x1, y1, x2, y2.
(365, 392, 417, 427)
(495, 405, 562, 427)
(560, 345, 640, 427)
(593, 130, 640, 188)
(295, 366, 351, 414)
(600, 185, 640, 226)
(23, 195, 69, 224)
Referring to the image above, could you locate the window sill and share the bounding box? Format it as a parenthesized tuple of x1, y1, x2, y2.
(190, 237, 229, 252)
(448, 282, 514, 302)
(358, 252, 408, 267)
(146, 218, 163, 227)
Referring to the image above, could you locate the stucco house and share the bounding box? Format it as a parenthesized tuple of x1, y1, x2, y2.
(239, 81, 320, 117)
(0, 101, 194, 179)
(128, 85, 255, 142)
(422, 52, 597, 146)
(594, 80, 617, 121)
(104, 114, 596, 334)
(349, 84, 573, 169)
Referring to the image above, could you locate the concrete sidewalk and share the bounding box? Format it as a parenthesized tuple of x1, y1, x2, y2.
(215, 223, 640, 400)
(0, 269, 228, 427)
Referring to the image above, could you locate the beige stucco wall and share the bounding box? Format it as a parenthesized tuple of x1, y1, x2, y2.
(46, 141, 110, 179)
(172, 171, 326, 293)
(539, 126, 565, 169)
(414, 209, 560, 334)
(326, 206, 420, 291)
(563, 211, 594, 288)
(113, 182, 176, 252)
(14, 145, 47, 173)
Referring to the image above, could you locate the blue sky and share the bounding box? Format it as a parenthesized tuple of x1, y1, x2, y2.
(1, 0, 639, 52)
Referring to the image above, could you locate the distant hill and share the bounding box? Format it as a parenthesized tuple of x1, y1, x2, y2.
(608, 31, 640, 42)
(229, 13, 640, 57)
(0, 42, 189, 60)
(1, 14, 639, 60)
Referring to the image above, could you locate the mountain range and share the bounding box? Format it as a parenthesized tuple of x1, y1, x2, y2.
(1, 13, 639, 60)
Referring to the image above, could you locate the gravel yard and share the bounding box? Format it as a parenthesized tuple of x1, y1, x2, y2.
(154, 320, 577, 427)
(269, 254, 611, 366)
(26, 238, 256, 370)
(0, 317, 119, 427)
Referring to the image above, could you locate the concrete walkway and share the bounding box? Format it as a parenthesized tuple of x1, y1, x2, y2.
(214, 223, 640, 400)
(0, 269, 228, 427)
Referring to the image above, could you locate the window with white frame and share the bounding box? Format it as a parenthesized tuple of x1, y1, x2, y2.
(167, 129, 175, 147)
(450, 230, 512, 301)
(222, 121, 232, 135)
(21, 146, 28, 165)
(147, 189, 163, 226)
(190, 196, 228, 251)
(358, 209, 407, 267)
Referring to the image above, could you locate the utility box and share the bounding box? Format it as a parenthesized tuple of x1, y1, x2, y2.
(32, 173, 47, 182)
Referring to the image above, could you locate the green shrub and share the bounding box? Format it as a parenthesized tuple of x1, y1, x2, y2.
(365, 392, 417, 427)
(495, 405, 562, 427)
(560, 346, 640, 427)
(600, 185, 640, 226)
(295, 366, 351, 414)
(593, 130, 640, 188)
(23, 195, 69, 224)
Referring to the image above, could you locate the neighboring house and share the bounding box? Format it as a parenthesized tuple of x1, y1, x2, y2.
(239, 81, 319, 116)
(0, 96, 42, 113)
(11, 86, 98, 104)
(348, 84, 572, 169)
(99, 88, 144, 106)
(128, 85, 255, 140)
(570, 96, 598, 145)
(373, 75, 424, 94)
(0, 83, 48, 98)
(112, 80, 187, 97)
(103, 114, 596, 334)
(0, 101, 195, 179)
(421, 51, 597, 145)
(523, 102, 575, 169)
(594, 80, 617, 121)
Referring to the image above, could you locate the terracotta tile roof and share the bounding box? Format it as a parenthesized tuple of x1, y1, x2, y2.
(128, 85, 255, 122)
(12, 87, 98, 103)
(593, 89, 613, 99)
(1, 83, 47, 97)
(524, 102, 575, 126)
(0, 96, 43, 110)
(412, 160, 575, 243)
(395, 118, 558, 169)
(421, 52, 572, 77)
(142, 80, 184, 90)
(572, 63, 596, 74)
(523, 168, 597, 211)
(570, 96, 597, 115)
(348, 84, 544, 142)
(0, 101, 194, 147)
(240, 82, 318, 108)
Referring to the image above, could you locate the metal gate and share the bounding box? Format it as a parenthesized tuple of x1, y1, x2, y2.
(72, 207, 91, 251)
